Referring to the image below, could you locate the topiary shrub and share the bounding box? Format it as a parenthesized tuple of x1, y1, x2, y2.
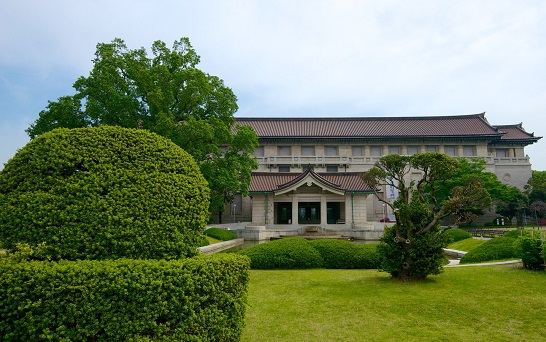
(513, 236, 544, 270)
(443, 228, 472, 243)
(204, 227, 238, 241)
(309, 239, 380, 269)
(0, 126, 210, 260)
(238, 238, 323, 269)
(0, 254, 250, 341)
(459, 237, 518, 264)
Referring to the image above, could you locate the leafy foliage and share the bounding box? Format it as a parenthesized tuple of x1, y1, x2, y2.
(204, 227, 238, 241)
(525, 170, 546, 203)
(443, 228, 472, 243)
(238, 238, 324, 269)
(362, 153, 492, 281)
(513, 236, 544, 270)
(459, 237, 518, 264)
(0, 254, 250, 341)
(309, 239, 380, 269)
(0, 126, 210, 260)
(25, 37, 258, 216)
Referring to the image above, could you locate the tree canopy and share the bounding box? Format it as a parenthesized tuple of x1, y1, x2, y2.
(26, 38, 258, 216)
(362, 153, 491, 281)
(0, 126, 210, 260)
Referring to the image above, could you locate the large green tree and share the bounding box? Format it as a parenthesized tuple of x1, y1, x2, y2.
(26, 38, 258, 218)
(362, 153, 491, 281)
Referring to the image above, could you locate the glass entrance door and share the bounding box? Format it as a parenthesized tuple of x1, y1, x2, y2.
(298, 202, 320, 224)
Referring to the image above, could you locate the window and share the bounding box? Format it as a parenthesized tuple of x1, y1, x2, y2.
(325, 146, 338, 156)
(496, 149, 508, 157)
(352, 146, 363, 156)
(278, 165, 290, 172)
(326, 165, 338, 173)
(370, 146, 382, 156)
(425, 145, 438, 152)
(278, 146, 291, 156)
(301, 146, 315, 156)
(463, 145, 476, 156)
(444, 146, 456, 157)
(407, 146, 419, 155)
(254, 146, 264, 157)
(388, 146, 400, 155)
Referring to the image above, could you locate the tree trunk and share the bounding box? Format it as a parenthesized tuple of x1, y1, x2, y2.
(218, 211, 223, 224)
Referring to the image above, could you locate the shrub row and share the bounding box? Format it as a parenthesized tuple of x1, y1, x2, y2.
(238, 238, 380, 270)
(204, 227, 238, 241)
(0, 254, 250, 341)
(443, 228, 472, 243)
(459, 237, 518, 264)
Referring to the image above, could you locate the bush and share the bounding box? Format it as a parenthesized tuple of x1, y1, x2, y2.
(514, 236, 544, 270)
(0, 126, 210, 260)
(443, 228, 472, 243)
(460, 237, 518, 264)
(503, 229, 522, 238)
(238, 238, 323, 269)
(0, 254, 250, 341)
(309, 239, 380, 269)
(204, 227, 238, 241)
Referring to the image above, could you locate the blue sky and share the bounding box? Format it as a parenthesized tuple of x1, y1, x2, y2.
(1, 1, 545, 170)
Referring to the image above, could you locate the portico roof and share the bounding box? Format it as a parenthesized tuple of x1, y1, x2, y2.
(249, 169, 374, 194)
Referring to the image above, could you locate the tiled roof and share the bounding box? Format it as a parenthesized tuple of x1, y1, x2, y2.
(249, 171, 374, 193)
(236, 113, 502, 138)
(494, 124, 541, 141)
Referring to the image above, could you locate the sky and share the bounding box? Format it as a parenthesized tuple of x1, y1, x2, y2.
(1, 0, 545, 170)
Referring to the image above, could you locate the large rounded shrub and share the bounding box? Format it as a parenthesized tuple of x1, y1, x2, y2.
(309, 239, 380, 269)
(459, 237, 517, 264)
(238, 238, 323, 269)
(443, 228, 472, 243)
(0, 126, 210, 260)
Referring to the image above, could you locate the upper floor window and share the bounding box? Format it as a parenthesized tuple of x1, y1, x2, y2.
(444, 146, 457, 157)
(301, 146, 315, 156)
(325, 146, 339, 156)
(407, 146, 419, 155)
(426, 145, 438, 152)
(278, 165, 290, 172)
(370, 146, 382, 156)
(496, 149, 508, 157)
(388, 146, 400, 155)
(352, 146, 363, 156)
(463, 145, 476, 156)
(278, 146, 291, 156)
(326, 165, 338, 173)
(254, 146, 264, 157)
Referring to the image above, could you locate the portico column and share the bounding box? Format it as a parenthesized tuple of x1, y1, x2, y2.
(292, 195, 299, 226)
(320, 196, 327, 226)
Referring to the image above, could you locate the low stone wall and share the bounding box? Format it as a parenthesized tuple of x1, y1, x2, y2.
(198, 238, 245, 254)
(235, 225, 385, 241)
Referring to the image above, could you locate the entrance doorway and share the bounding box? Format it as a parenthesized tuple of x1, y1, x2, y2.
(274, 202, 292, 224)
(298, 202, 320, 224)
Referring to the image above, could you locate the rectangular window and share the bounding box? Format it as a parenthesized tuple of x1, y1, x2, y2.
(370, 146, 382, 156)
(325, 146, 339, 156)
(388, 146, 400, 155)
(326, 165, 338, 173)
(407, 146, 419, 155)
(352, 146, 363, 156)
(278, 146, 291, 156)
(254, 146, 264, 157)
(301, 146, 315, 156)
(425, 145, 438, 152)
(278, 165, 290, 172)
(496, 149, 508, 157)
(444, 146, 456, 157)
(463, 145, 476, 156)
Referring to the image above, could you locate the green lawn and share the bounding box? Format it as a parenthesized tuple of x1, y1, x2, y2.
(242, 266, 546, 341)
(447, 238, 488, 252)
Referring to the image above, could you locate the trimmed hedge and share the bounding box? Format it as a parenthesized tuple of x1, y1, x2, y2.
(0, 126, 210, 260)
(238, 238, 380, 270)
(309, 239, 380, 269)
(443, 228, 472, 243)
(459, 237, 518, 264)
(238, 238, 323, 269)
(0, 254, 250, 341)
(204, 227, 238, 241)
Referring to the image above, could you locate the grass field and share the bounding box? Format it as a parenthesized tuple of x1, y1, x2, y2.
(242, 265, 546, 341)
(447, 238, 488, 251)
